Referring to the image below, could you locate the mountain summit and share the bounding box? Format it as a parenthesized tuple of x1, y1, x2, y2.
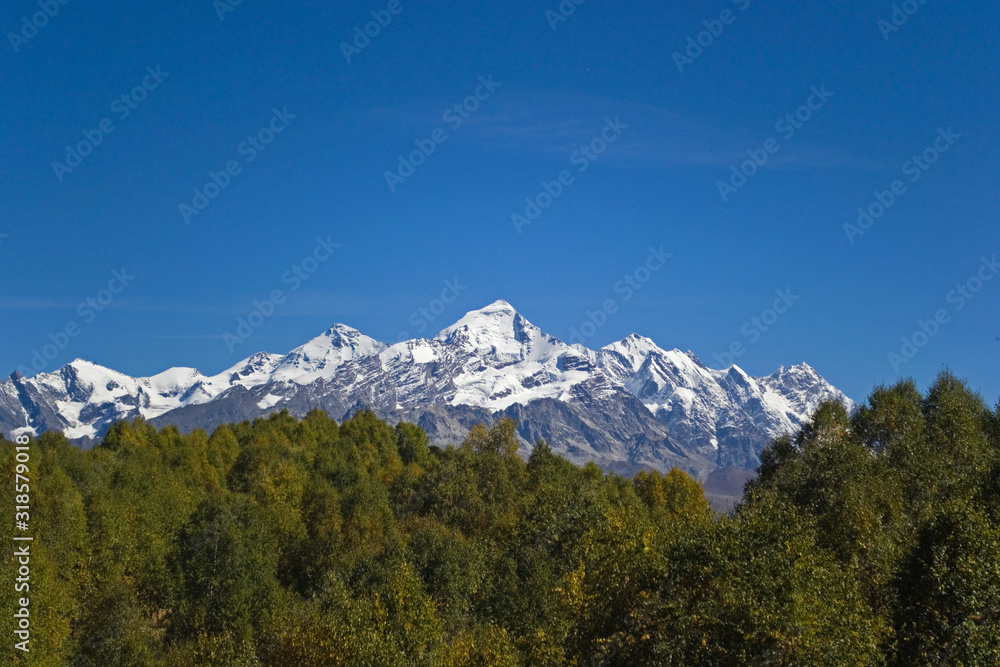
(0, 302, 853, 476)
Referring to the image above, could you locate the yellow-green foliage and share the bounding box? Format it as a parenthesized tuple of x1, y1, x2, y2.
(1, 371, 998, 665)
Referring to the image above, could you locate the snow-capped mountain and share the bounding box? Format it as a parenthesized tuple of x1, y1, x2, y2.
(0, 300, 854, 475)
(595, 334, 852, 468)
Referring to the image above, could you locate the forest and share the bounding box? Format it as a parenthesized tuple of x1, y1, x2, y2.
(2, 371, 999, 666)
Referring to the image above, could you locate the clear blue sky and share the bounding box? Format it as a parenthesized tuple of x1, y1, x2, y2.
(2, 0, 998, 405)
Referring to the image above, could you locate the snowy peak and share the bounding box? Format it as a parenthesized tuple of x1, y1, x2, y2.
(273, 324, 385, 383)
(599, 335, 713, 389)
(424, 301, 589, 409)
(600, 334, 664, 373)
(766, 363, 821, 383)
(483, 298, 517, 313)
(434, 300, 553, 366)
(223, 352, 285, 384)
(760, 363, 857, 417)
(54, 360, 142, 403)
(590, 338, 851, 464)
(434, 299, 520, 341)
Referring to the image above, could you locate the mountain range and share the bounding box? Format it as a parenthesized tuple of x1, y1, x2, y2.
(0, 300, 853, 485)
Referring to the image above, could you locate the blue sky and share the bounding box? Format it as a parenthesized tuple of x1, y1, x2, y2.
(2, 0, 998, 404)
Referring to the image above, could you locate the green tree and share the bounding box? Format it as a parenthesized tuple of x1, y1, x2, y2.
(894, 501, 1000, 665)
(396, 422, 430, 466)
(634, 467, 712, 521)
(172, 493, 284, 643)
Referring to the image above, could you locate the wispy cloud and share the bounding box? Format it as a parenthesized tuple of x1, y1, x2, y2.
(370, 87, 867, 172)
(122, 333, 225, 340)
(0, 298, 83, 310)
